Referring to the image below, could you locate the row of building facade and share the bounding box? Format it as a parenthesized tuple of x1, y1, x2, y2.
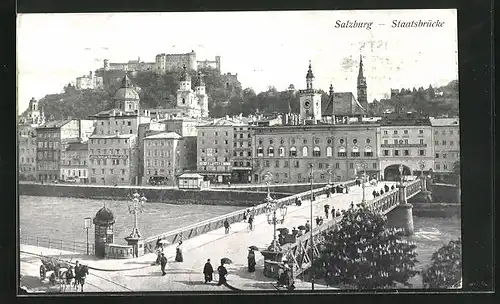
(19, 60, 460, 185)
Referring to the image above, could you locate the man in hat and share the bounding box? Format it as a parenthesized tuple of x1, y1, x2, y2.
(203, 259, 214, 283)
(324, 204, 330, 219)
(160, 252, 168, 276)
(247, 249, 256, 272)
(304, 220, 311, 233)
(217, 260, 228, 286)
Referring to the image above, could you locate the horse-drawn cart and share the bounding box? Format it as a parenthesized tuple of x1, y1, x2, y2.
(39, 255, 70, 281)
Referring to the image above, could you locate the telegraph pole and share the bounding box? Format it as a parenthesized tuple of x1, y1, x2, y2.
(309, 163, 315, 290)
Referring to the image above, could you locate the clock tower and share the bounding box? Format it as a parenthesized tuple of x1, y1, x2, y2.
(299, 61, 322, 123)
(357, 54, 368, 107)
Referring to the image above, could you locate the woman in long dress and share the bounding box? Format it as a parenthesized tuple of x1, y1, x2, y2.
(175, 241, 184, 262)
(247, 249, 256, 272)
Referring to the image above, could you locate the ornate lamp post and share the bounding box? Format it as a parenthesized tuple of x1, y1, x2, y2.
(417, 160, 426, 178)
(264, 191, 287, 252)
(127, 191, 147, 238)
(84, 217, 91, 255)
(308, 163, 315, 290)
(399, 164, 404, 185)
(124, 191, 147, 258)
(357, 162, 368, 203)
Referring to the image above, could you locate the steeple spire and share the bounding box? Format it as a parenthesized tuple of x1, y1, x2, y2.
(358, 55, 364, 79)
(306, 60, 314, 79)
(121, 74, 131, 88)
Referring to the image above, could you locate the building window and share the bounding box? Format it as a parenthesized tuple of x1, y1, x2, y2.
(366, 138, 371, 144)
(443, 153, 447, 159)
(257, 147, 264, 156)
(224, 140, 228, 144)
(214, 140, 218, 144)
(335, 162, 339, 169)
(268, 147, 274, 157)
(265, 160, 270, 167)
(284, 161, 289, 168)
(349, 163, 353, 169)
(443, 164, 448, 170)
(419, 150, 425, 156)
(373, 163, 377, 169)
(290, 147, 297, 157)
(419, 139, 424, 144)
(450, 141, 454, 146)
(435, 140, 439, 145)
(318, 163, 323, 169)
(353, 139, 358, 144)
(270, 139, 274, 144)
(313, 147, 321, 157)
(404, 150, 409, 156)
(275, 160, 280, 168)
(326, 146, 333, 157)
(383, 130, 388, 135)
(364, 151, 373, 157)
(279, 147, 285, 157)
(394, 130, 398, 135)
(404, 130, 408, 134)
(442, 140, 447, 145)
(294, 160, 300, 168)
(234, 162, 238, 167)
(419, 130, 423, 134)
(315, 139, 320, 144)
(435, 164, 440, 170)
(351, 152, 360, 157)
(436, 153, 440, 158)
(302, 147, 308, 157)
(394, 150, 400, 156)
(246, 162, 251, 167)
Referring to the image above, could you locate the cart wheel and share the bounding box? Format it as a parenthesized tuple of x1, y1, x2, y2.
(40, 265, 46, 280)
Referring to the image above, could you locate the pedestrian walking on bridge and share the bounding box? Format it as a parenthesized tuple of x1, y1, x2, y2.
(175, 241, 184, 262)
(203, 259, 213, 283)
(224, 219, 231, 234)
(160, 253, 168, 276)
(217, 261, 228, 286)
(304, 220, 311, 233)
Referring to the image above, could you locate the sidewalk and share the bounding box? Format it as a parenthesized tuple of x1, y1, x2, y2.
(20, 181, 395, 292)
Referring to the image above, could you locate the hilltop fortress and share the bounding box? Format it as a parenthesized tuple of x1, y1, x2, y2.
(77, 50, 238, 91)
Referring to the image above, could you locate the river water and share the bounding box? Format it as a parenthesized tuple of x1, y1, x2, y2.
(19, 196, 461, 286)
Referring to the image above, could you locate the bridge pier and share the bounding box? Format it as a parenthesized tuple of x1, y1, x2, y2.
(386, 184, 414, 235)
(386, 203, 414, 236)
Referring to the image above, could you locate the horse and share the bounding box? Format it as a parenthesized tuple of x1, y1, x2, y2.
(58, 267, 75, 292)
(73, 265, 89, 292)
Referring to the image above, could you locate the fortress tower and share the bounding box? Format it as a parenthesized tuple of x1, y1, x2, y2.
(357, 55, 368, 108)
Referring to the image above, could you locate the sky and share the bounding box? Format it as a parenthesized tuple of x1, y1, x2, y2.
(17, 9, 458, 114)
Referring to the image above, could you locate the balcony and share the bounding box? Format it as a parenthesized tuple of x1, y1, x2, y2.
(380, 143, 427, 148)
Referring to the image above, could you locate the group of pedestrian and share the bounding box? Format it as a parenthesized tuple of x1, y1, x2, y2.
(372, 184, 395, 198)
(154, 239, 184, 276)
(243, 208, 256, 230)
(202, 258, 230, 286)
(276, 261, 294, 290)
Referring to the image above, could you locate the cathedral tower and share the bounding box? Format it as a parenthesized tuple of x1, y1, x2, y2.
(28, 97, 42, 125)
(357, 55, 368, 107)
(114, 74, 140, 113)
(299, 61, 322, 123)
(194, 72, 209, 118)
(176, 65, 196, 116)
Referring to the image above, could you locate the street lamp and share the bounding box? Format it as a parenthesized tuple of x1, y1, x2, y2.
(326, 168, 333, 186)
(84, 217, 91, 255)
(308, 163, 315, 290)
(398, 164, 404, 185)
(418, 160, 426, 177)
(264, 192, 287, 252)
(127, 190, 147, 238)
(357, 162, 367, 203)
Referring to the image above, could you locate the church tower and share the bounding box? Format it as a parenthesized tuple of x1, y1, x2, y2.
(299, 61, 322, 123)
(28, 97, 42, 125)
(114, 74, 140, 114)
(357, 55, 368, 107)
(176, 65, 196, 117)
(194, 72, 209, 118)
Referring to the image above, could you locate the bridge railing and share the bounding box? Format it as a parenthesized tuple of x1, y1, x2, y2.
(20, 234, 95, 256)
(282, 179, 423, 276)
(406, 179, 422, 199)
(142, 179, 357, 253)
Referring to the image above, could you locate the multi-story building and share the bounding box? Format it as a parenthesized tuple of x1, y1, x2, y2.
(430, 117, 460, 183)
(196, 118, 248, 184)
(162, 118, 201, 172)
(36, 119, 94, 182)
(18, 124, 38, 180)
(252, 123, 380, 184)
(75, 71, 104, 90)
(143, 132, 184, 186)
(138, 122, 166, 184)
(60, 142, 89, 183)
(88, 133, 139, 185)
(176, 67, 209, 118)
(231, 124, 254, 183)
(378, 112, 434, 181)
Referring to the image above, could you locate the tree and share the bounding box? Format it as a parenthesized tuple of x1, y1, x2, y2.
(311, 202, 419, 289)
(421, 239, 462, 289)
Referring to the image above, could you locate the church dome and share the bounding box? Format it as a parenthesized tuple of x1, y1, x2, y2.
(93, 205, 116, 225)
(114, 75, 140, 101)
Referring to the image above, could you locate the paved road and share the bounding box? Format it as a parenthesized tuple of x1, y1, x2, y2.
(20, 181, 396, 292)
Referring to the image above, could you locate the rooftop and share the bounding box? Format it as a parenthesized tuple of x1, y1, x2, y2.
(429, 117, 460, 126)
(89, 133, 136, 139)
(144, 132, 182, 140)
(36, 120, 71, 129)
(92, 108, 139, 118)
(66, 142, 88, 151)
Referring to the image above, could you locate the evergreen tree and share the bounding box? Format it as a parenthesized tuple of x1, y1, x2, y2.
(311, 202, 419, 289)
(422, 239, 462, 289)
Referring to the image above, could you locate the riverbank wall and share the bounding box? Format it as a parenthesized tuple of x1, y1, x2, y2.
(18, 183, 290, 207)
(412, 203, 461, 218)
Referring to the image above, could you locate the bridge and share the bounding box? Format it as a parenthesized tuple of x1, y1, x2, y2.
(20, 177, 427, 292)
